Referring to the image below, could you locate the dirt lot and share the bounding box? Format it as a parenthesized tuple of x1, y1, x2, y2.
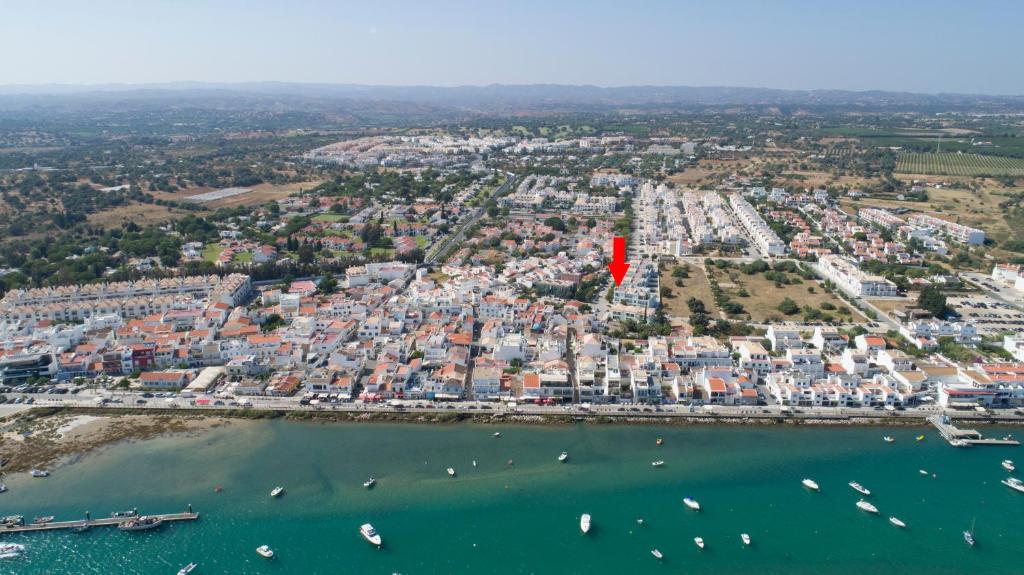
(87, 201, 199, 228)
(659, 262, 719, 319)
(705, 265, 863, 322)
(173, 180, 324, 209)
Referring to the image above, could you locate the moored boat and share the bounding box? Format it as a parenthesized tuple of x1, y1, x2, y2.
(558, 452, 569, 462)
(111, 509, 138, 518)
(655, 438, 663, 446)
(651, 460, 665, 467)
(1002, 460, 1015, 472)
(918, 469, 928, 475)
(71, 523, 89, 533)
(650, 548, 663, 559)
(889, 517, 906, 528)
(849, 481, 871, 496)
(493, 432, 501, 437)
(1, 515, 24, 527)
(916, 435, 925, 442)
(363, 477, 376, 488)
(856, 499, 879, 514)
(1001, 477, 1024, 493)
(29, 469, 49, 478)
(741, 533, 751, 545)
(270, 486, 284, 498)
(580, 513, 591, 534)
(883, 436, 895, 443)
(256, 545, 274, 558)
(802, 478, 820, 491)
(360, 523, 382, 546)
(31, 516, 54, 525)
(963, 521, 976, 547)
(694, 536, 705, 549)
(683, 497, 701, 511)
(177, 562, 197, 575)
(447, 467, 456, 477)
(118, 516, 163, 531)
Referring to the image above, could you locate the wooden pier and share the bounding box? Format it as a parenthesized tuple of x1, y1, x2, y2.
(928, 416, 1020, 447)
(0, 510, 199, 535)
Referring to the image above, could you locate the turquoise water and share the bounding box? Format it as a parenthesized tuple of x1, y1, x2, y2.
(1, 420, 1022, 574)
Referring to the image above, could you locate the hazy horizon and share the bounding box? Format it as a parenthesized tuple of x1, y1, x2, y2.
(2, 0, 1022, 95)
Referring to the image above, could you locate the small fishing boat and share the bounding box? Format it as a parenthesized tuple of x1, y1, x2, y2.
(580, 513, 591, 534)
(256, 545, 274, 559)
(360, 523, 382, 546)
(363, 477, 376, 489)
(918, 469, 928, 476)
(1001, 477, 1024, 493)
(636, 518, 644, 526)
(118, 516, 163, 531)
(950, 439, 970, 447)
(0, 516, 23, 527)
(71, 523, 89, 533)
(741, 533, 751, 545)
(683, 497, 701, 511)
(883, 436, 895, 443)
(558, 452, 569, 462)
(963, 519, 976, 547)
(802, 478, 820, 491)
(889, 517, 906, 528)
(650, 549, 663, 559)
(1002, 460, 1015, 472)
(493, 432, 501, 438)
(651, 460, 665, 467)
(849, 481, 871, 496)
(447, 467, 456, 477)
(694, 537, 705, 549)
(32, 516, 54, 525)
(177, 563, 198, 575)
(655, 438, 663, 446)
(856, 499, 879, 514)
(270, 486, 284, 498)
(29, 469, 49, 478)
(916, 435, 925, 442)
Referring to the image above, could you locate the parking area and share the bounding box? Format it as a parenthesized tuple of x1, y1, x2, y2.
(947, 294, 1024, 336)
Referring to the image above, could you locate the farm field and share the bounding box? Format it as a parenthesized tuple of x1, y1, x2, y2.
(896, 152, 1024, 176)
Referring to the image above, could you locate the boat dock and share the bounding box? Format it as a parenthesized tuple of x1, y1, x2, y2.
(928, 416, 1020, 446)
(0, 509, 199, 535)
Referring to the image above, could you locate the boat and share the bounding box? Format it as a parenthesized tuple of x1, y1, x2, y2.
(856, 499, 879, 514)
(270, 486, 284, 498)
(950, 439, 971, 447)
(1002, 460, 1015, 472)
(683, 497, 701, 511)
(963, 519, 976, 547)
(447, 467, 456, 477)
(655, 438, 663, 446)
(493, 432, 501, 437)
(916, 435, 925, 442)
(31, 516, 54, 525)
(256, 545, 275, 558)
(118, 516, 163, 531)
(360, 523, 382, 546)
(177, 563, 198, 575)
(111, 509, 138, 518)
(802, 478, 820, 491)
(651, 460, 665, 467)
(650, 549, 663, 559)
(636, 518, 644, 526)
(0, 544, 24, 553)
(849, 481, 871, 496)
(918, 469, 928, 475)
(0, 515, 23, 527)
(889, 517, 907, 528)
(694, 537, 705, 549)
(1001, 477, 1024, 493)
(558, 452, 569, 462)
(580, 513, 591, 534)
(741, 533, 751, 545)
(883, 436, 895, 443)
(472, 460, 477, 467)
(71, 523, 89, 533)
(29, 469, 49, 478)
(363, 477, 376, 488)
(0, 482, 6, 494)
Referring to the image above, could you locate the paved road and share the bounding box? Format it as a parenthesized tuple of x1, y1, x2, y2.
(426, 174, 516, 264)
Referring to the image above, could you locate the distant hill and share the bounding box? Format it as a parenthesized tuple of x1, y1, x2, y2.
(1, 83, 1022, 114)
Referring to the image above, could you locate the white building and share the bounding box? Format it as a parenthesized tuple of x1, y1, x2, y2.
(818, 255, 898, 298)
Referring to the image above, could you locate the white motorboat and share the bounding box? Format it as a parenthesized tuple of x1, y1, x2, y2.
(177, 563, 198, 575)
(493, 432, 501, 437)
(918, 469, 928, 475)
(889, 517, 906, 528)
(883, 436, 895, 443)
(651, 548, 663, 559)
(1001, 477, 1024, 493)
(856, 499, 879, 514)
(360, 523, 382, 546)
(29, 469, 49, 478)
(1002, 460, 1015, 472)
(558, 452, 569, 462)
(963, 520, 976, 547)
(447, 467, 456, 477)
(32, 516, 54, 525)
(683, 497, 701, 511)
(950, 439, 971, 447)
(802, 478, 820, 491)
(0, 544, 24, 554)
(741, 533, 751, 545)
(270, 486, 284, 498)
(256, 545, 274, 559)
(651, 460, 665, 467)
(694, 537, 705, 549)
(0, 482, 6, 494)
(363, 477, 376, 488)
(472, 460, 477, 467)
(580, 513, 591, 534)
(111, 509, 138, 518)
(849, 481, 871, 496)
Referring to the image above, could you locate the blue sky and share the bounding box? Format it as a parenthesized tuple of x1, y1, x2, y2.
(1, 0, 1020, 94)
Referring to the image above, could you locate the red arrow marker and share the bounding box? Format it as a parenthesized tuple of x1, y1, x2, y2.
(608, 236, 630, 287)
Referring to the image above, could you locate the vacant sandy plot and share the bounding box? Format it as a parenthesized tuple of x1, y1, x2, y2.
(659, 263, 719, 319)
(705, 266, 861, 322)
(87, 201, 197, 228)
(175, 180, 323, 209)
